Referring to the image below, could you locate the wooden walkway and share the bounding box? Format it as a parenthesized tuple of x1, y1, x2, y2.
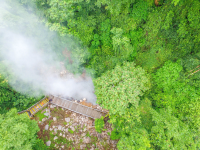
(50, 95, 106, 119)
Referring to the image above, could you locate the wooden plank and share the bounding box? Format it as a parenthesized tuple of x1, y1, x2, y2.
(77, 105, 85, 114)
(93, 111, 102, 118)
(85, 108, 93, 117)
(64, 101, 70, 108)
(71, 103, 78, 111)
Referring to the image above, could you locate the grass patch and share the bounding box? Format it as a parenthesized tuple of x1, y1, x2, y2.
(68, 128, 74, 134)
(48, 120, 53, 126)
(86, 131, 90, 137)
(91, 135, 98, 147)
(35, 110, 46, 121)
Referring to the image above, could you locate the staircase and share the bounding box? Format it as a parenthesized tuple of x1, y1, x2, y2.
(18, 95, 106, 119)
(50, 95, 106, 119)
(18, 97, 49, 118)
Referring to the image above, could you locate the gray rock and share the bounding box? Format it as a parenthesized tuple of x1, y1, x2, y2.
(54, 129, 57, 134)
(81, 133, 86, 137)
(72, 123, 77, 126)
(65, 118, 70, 122)
(46, 141, 51, 146)
(50, 105, 56, 108)
(45, 124, 49, 130)
(70, 126, 75, 131)
(54, 136, 58, 140)
(53, 117, 56, 121)
(58, 125, 62, 130)
(44, 113, 49, 117)
(42, 118, 47, 122)
(80, 144, 86, 149)
(83, 128, 87, 132)
(83, 137, 91, 143)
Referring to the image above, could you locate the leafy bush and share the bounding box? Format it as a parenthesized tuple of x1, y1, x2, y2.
(94, 116, 105, 133)
(32, 138, 48, 150)
(68, 128, 74, 134)
(110, 130, 122, 140)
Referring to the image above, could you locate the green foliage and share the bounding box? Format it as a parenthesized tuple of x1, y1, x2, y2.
(152, 60, 200, 129)
(32, 138, 48, 150)
(0, 74, 43, 114)
(0, 108, 40, 150)
(94, 61, 150, 115)
(94, 116, 105, 133)
(4, 0, 200, 149)
(68, 128, 74, 134)
(153, 60, 183, 92)
(117, 128, 150, 150)
(150, 107, 199, 149)
(35, 109, 46, 121)
(110, 130, 121, 140)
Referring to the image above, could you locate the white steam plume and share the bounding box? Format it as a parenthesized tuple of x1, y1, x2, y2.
(0, 0, 97, 104)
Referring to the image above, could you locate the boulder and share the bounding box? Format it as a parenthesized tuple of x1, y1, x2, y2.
(58, 125, 62, 130)
(42, 118, 46, 122)
(70, 126, 75, 131)
(80, 144, 86, 149)
(53, 117, 56, 121)
(44, 113, 49, 117)
(83, 137, 91, 143)
(65, 118, 70, 123)
(54, 136, 58, 140)
(46, 141, 51, 146)
(61, 145, 64, 149)
(45, 124, 49, 130)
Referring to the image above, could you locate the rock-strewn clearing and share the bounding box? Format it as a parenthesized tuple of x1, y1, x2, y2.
(34, 104, 118, 150)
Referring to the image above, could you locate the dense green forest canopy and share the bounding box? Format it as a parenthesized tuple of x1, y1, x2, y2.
(0, 0, 200, 149)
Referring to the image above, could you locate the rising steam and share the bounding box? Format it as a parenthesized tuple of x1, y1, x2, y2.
(0, 0, 96, 104)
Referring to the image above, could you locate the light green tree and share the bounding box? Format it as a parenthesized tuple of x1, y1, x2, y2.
(0, 108, 40, 150)
(93, 61, 150, 115)
(150, 107, 199, 149)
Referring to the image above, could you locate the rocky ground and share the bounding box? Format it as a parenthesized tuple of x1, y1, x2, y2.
(34, 104, 118, 150)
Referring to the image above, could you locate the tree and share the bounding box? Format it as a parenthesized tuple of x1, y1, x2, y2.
(0, 108, 40, 150)
(152, 60, 200, 129)
(150, 107, 199, 149)
(94, 61, 150, 149)
(93, 61, 150, 115)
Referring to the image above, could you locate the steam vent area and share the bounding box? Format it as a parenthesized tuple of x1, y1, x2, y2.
(48, 95, 108, 119)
